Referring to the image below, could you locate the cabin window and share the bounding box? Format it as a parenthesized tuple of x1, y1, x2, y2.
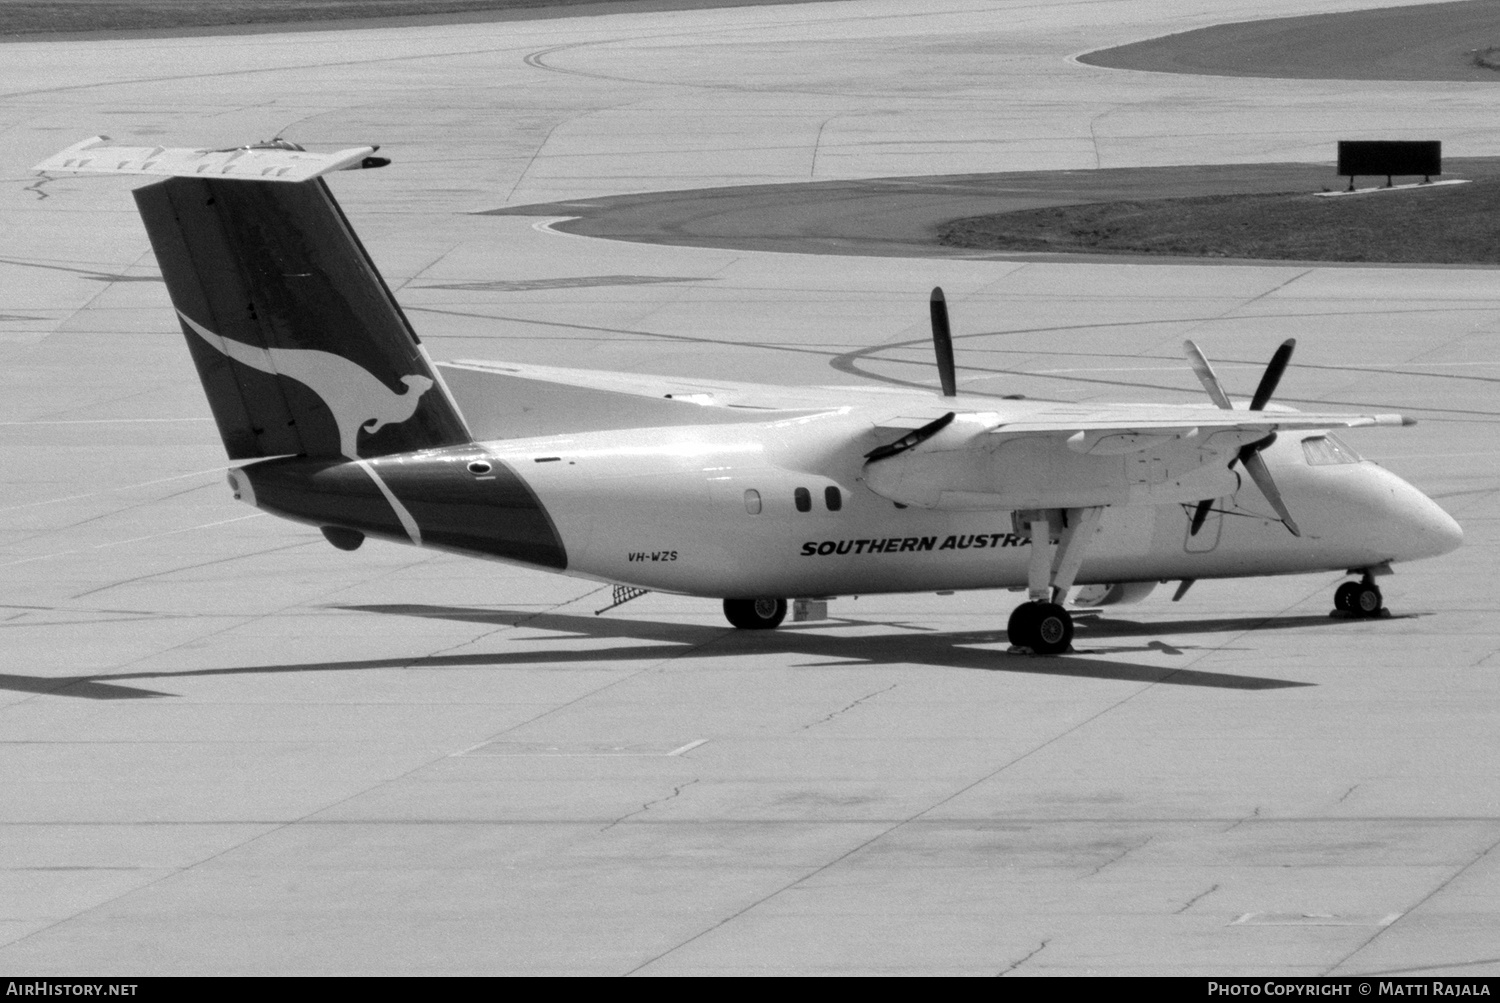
(794, 487, 811, 512)
(824, 486, 842, 511)
(1301, 434, 1361, 466)
(743, 489, 762, 515)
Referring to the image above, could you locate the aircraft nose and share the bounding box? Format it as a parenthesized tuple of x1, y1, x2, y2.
(1389, 478, 1462, 561)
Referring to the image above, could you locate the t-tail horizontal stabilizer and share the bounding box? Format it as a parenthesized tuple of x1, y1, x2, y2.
(34, 136, 389, 182)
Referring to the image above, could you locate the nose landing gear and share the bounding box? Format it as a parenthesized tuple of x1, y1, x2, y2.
(1333, 571, 1387, 618)
(723, 597, 788, 629)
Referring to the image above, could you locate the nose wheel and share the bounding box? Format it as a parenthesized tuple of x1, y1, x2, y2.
(1333, 578, 1385, 618)
(1007, 601, 1074, 655)
(723, 597, 787, 629)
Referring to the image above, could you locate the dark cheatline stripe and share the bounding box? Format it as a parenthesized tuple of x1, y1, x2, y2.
(242, 447, 567, 571)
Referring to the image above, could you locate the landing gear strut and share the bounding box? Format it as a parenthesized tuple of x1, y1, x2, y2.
(1006, 506, 1103, 656)
(1333, 573, 1384, 618)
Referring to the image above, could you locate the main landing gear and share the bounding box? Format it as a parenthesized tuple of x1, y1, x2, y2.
(1333, 572, 1386, 618)
(723, 597, 787, 629)
(1006, 506, 1104, 656)
(1007, 601, 1073, 656)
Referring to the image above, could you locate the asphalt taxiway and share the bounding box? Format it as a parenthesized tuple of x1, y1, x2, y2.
(0, 0, 1497, 977)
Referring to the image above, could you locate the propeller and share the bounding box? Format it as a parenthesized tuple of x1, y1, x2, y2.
(864, 411, 956, 462)
(863, 288, 960, 463)
(930, 287, 957, 397)
(1185, 338, 1301, 538)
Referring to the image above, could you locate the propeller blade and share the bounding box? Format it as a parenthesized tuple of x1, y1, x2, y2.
(1188, 498, 1215, 536)
(1242, 451, 1301, 537)
(930, 287, 957, 398)
(1183, 340, 1233, 411)
(864, 411, 956, 463)
(1249, 338, 1296, 411)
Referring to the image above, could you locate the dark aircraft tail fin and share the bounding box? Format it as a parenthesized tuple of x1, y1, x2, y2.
(134, 176, 471, 460)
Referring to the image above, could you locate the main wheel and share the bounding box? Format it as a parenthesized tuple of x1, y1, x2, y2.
(723, 597, 787, 630)
(1007, 602, 1073, 655)
(1030, 602, 1074, 655)
(1353, 584, 1383, 617)
(1007, 602, 1039, 647)
(1334, 581, 1359, 612)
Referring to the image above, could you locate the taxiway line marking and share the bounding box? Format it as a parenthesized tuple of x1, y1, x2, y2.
(0, 513, 265, 568)
(0, 464, 227, 513)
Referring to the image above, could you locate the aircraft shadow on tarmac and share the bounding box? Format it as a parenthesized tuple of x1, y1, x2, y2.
(2, 604, 1343, 701)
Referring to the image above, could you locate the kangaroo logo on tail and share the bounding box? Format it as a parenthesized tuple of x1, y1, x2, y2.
(178, 311, 433, 459)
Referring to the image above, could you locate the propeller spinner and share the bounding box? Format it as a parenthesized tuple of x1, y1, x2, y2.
(1185, 338, 1302, 538)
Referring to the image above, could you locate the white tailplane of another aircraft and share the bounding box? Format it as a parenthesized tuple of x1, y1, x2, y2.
(35, 139, 1463, 655)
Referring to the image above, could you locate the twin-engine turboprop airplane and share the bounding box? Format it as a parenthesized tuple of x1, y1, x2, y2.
(35, 138, 1462, 654)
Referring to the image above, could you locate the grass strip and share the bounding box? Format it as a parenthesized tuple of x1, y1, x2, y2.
(935, 179, 1500, 264)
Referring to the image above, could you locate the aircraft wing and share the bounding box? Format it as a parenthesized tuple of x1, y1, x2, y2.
(862, 402, 1413, 510)
(983, 403, 1411, 452)
(870, 402, 1409, 449)
(986, 401, 1411, 437)
(33, 136, 382, 182)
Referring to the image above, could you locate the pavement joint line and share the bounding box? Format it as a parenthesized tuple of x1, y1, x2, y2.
(1356, 957, 1500, 978)
(392, 242, 460, 293)
(1329, 829, 1500, 976)
(278, 589, 734, 845)
(505, 112, 573, 205)
(0, 512, 266, 569)
(27, 378, 184, 427)
(0, 37, 542, 104)
(628, 632, 1234, 975)
(28, 247, 158, 356)
(0, 819, 285, 956)
(66, 540, 313, 602)
(0, 578, 621, 931)
(1146, 268, 1313, 363)
(0, 539, 331, 707)
(12, 479, 222, 553)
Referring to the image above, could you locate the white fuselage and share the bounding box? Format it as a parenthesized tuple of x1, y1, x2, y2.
(480, 407, 1461, 599)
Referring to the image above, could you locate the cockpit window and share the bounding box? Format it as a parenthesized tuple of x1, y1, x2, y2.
(1302, 434, 1362, 466)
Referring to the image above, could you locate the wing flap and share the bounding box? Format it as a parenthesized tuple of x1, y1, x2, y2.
(863, 403, 1413, 511)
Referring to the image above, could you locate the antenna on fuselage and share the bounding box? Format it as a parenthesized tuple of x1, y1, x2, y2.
(930, 287, 957, 398)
